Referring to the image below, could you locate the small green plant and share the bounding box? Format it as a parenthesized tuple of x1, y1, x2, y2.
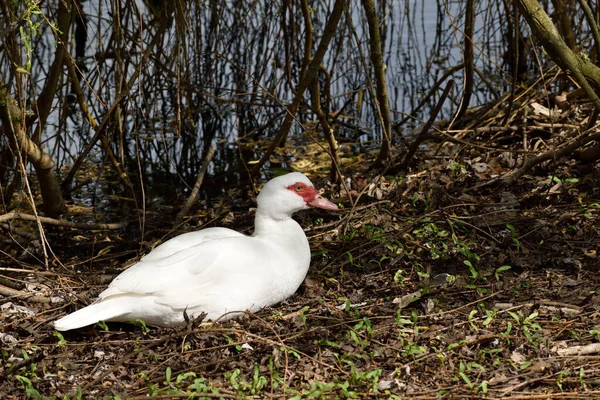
(290, 381, 336, 399)
(188, 377, 217, 394)
(299, 305, 310, 326)
(18, 2, 41, 73)
(226, 365, 267, 395)
(549, 175, 578, 184)
(413, 220, 450, 260)
(346, 251, 355, 266)
(340, 226, 360, 241)
(494, 265, 511, 281)
(279, 346, 302, 360)
(579, 367, 586, 389)
(312, 248, 328, 257)
(455, 360, 473, 388)
(15, 375, 41, 399)
(453, 360, 485, 389)
(393, 269, 406, 285)
(344, 300, 361, 319)
(354, 316, 373, 336)
(268, 358, 283, 390)
(477, 380, 489, 394)
(449, 161, 467, 172)
(468, 309, 478, 330)
(395, 311, 427, 357)
(53, 331, 67, 347)
(556, 369, 570, 391)
(132, 319, 151, 333)
(347, 328, 370, 347)
(222, 334, 243, 351)
(353, 367, 381, 392)
(96, 320, 109, 331)
(507, 310, 544, 347)
(165, 366, 172, 385)
(506, 224, 520, 251)
(482, 308, 498, 327)
(464, 260, 478, 279)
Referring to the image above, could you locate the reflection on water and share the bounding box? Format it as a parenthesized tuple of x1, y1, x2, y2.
(1, 0, 567, 210)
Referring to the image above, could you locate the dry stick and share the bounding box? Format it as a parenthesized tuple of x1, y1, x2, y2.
(175, 146, 216, 225)
(0, 222, 37, 240)
(500, 370, 563, 396)
(281, 1, 293, 89)
(473, 65, 501, 100)
(0, 212, 128, 230)
(80, 324, 338, 396)
(61, 22, 169, 192)
(552, 0, 577, 49)
(501, 4, 521, 126)
(79, 331, 193, 393)
(7, 117, 52, 267)
(452, 0, 475, 123)
(461, 126, 600, 192)
(361, 0, 392, 169)
(393, 79, 455, 172)
(299, 0, 313, 91)
(297, 0, 345, 185)
(309, 71, 342, 183)
(502, 129, 600, 186)
(394, 64, 464, 128)
(0, 267, 61, 276)
(65, 55, 131, 191)
(249, 0, 345, 177)
(0, 284, 51, 303)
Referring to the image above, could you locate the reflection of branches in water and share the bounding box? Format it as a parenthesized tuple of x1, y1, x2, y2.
(1, 1, 594, 204)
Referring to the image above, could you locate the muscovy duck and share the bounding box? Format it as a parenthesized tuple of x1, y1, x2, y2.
(54, 172, 338, 330)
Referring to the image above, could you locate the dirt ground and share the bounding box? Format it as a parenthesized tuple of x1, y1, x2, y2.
(3, 95, 600, 398)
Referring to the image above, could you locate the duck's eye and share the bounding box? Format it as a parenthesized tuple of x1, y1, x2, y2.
(295, 185, 303, 191)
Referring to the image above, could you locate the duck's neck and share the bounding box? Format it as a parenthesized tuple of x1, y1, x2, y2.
(253, 211, 310, 275)
(253, 211, 301, 238)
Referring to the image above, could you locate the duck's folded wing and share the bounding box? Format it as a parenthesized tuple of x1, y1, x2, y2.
(139, 228, 245, 262)
(98, 236, 259, 299)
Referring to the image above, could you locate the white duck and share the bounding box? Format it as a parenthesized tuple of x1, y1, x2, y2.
(54, 172, 338, 331)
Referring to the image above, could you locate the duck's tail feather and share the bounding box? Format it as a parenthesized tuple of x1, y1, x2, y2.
(54, 298, 130, 331)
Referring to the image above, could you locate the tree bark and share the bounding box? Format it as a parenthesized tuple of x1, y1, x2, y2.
(516, 0, 600, 111)
(453, 0, 475, 123)
(0, 80, 65, 217)
(30, 0, 71, 141)
(361, 0, 393, 169)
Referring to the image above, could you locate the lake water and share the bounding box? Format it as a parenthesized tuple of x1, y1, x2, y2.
(8, 0, 516, 205)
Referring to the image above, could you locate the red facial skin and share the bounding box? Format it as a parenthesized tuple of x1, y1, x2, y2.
(286, 182, 318, 203)
(286, 181, 338, 211)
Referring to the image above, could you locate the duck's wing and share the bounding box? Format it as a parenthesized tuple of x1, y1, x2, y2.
(98, 234, 268, 299)
(97, 235, 289, 320)
(140, 227, 245, 262)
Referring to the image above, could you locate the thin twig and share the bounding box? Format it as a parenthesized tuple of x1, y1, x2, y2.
(0, 212, 128, 230)
(175, 146, 216, 225)
(393, 79, 455, 172)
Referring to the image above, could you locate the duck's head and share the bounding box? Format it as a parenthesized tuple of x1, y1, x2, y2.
(256, 172, 338, 220)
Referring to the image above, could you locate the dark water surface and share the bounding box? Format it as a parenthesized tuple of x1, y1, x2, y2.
(6, 1, 529, 211)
